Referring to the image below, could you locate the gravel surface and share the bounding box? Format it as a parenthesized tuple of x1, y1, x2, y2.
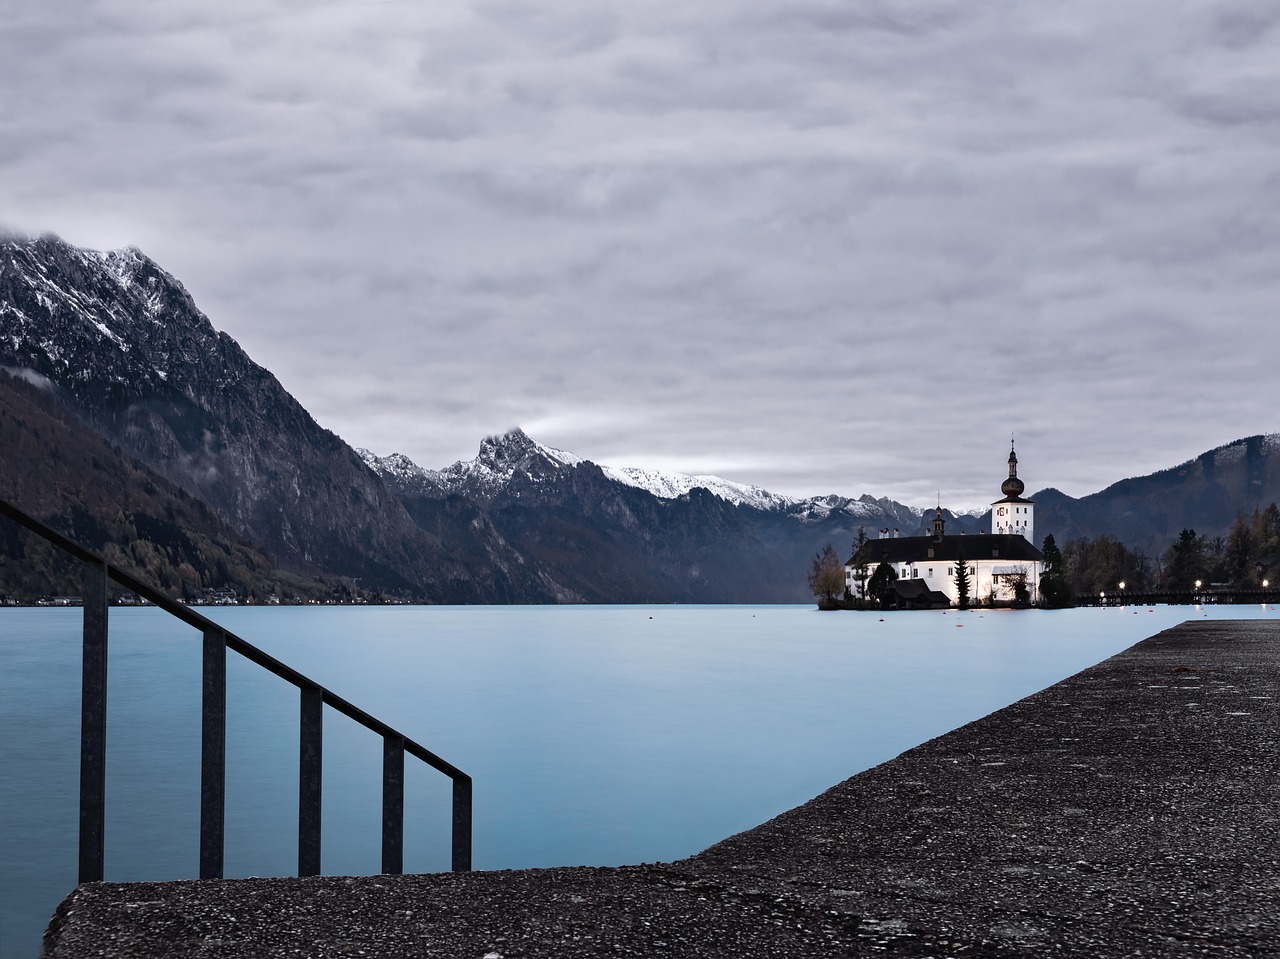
(41, 620, 1280, 958)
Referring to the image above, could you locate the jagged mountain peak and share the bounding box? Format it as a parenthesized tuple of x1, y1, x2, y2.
(356, 448, 442, 492)
(1, 234, 210, 364)
(357, 449, 427, 476)
(475, 427, 581, 475)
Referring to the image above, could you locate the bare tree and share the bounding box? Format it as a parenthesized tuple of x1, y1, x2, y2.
(807, 544, 845, 606)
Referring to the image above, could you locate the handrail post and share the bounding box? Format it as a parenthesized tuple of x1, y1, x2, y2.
(200, 628, 227, 879)
(381, 734, 404, 875)
(452, 775, 472, 872)
(299, 685, 323, 876)
(79, 557, 109, 884)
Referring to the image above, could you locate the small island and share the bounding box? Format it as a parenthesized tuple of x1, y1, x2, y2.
(810, 444, 1043, 611)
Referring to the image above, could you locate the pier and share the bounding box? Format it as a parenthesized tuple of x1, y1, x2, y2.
(1076, 588, 1277, 607)
(41, 619, 1279, 958)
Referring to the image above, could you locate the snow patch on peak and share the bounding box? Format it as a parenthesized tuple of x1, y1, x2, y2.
(475, 427, 583, 474)
(599, 465, 792, 511)
(92, 320, 128, 351)
(357, 448, 440, 484)
(89, 245, 147, 275)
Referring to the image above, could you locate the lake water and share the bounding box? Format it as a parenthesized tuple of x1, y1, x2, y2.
(1, 602, 1276, 957)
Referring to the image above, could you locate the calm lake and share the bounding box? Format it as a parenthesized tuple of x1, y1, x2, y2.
(1, 602, 1275, 956)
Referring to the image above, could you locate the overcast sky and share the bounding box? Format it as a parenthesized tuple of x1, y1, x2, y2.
(3, 0, 1278, 510)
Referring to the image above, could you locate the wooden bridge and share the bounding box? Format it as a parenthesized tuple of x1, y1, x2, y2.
(1076, 588, 1277, 607)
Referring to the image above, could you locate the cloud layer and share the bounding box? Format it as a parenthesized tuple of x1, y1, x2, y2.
(4, 0, 1278, 508)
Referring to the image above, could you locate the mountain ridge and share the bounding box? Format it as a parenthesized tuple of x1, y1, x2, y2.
(359, 427, 924, 524)
(4, 232, 1278, 603)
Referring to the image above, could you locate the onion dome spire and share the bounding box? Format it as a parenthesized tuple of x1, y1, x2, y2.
(1001, 439, 1025, 498)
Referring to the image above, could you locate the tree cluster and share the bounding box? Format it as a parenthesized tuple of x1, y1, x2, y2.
(1036, 502, 1280, 605)
(1037, 531, 1155, 606)
(1160, 504, 1280, 589)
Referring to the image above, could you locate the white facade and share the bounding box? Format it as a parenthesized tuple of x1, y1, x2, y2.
(846, 537, 1041, 607)
(992, 501, 1034, 540)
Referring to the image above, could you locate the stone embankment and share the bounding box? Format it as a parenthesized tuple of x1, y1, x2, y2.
(42, 620, 1279, 958)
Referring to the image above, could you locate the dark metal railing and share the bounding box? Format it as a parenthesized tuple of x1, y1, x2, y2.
(0, 498, 472, 883)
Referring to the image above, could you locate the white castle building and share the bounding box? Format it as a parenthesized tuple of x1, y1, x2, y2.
(845, 444, 1044, 607)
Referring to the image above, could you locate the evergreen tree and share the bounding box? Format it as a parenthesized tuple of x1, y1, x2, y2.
(953, 545, 971, 610)
(1162, 528, 1208, 590)
(866, 561, 898, 609)
(1038, 533, 1072, 607)
(850, 527, 870, 604)
(1041, 533, 1063, 572)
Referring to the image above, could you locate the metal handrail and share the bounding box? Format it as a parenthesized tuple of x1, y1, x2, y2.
(0, 497, 472, 882)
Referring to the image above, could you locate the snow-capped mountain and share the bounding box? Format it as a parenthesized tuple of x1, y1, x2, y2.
(360, 428, 584, 501)
(360, 427, 928, 527)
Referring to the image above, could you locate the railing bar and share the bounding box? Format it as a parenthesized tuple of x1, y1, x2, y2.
(200, 628, 227, 880)
(298, 685, 323, 877)
(224, 634, 318, 691)
(381, 735, 404, 875)
(0, 500, 103, 567)
(403, 740, 469, 781)
(452, 776, 473, 873)
(78, 557, 109, 884)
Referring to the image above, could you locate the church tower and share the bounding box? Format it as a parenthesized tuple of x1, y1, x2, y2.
(991, 442, 1035, 544)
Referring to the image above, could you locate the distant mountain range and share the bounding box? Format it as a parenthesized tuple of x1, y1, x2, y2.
(2, 233, 1278, 603)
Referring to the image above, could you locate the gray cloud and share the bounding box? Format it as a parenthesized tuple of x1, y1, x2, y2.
(2, 0, 1277, 510)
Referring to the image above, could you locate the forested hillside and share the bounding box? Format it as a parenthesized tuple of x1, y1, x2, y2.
(0, 370, 327, 602)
